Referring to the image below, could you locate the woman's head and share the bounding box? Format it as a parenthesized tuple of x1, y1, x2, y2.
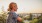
(8, 2, 18, 11)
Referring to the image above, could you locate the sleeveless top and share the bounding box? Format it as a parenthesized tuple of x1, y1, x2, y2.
(7, 11, 18, 23)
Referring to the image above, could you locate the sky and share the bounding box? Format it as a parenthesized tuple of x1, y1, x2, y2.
(0, 0, 42, 13)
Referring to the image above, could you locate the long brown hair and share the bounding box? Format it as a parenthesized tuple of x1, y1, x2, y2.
(8, 2, 17, 11)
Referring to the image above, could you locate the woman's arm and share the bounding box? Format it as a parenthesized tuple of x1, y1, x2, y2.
(17, 16, 22, 22)
(12, 12, 22, 22)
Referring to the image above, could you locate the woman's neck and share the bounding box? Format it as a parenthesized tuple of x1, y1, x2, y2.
(11, 9, 15, 12)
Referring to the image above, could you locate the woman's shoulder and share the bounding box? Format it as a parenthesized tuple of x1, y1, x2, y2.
(8, 11, 16, 14)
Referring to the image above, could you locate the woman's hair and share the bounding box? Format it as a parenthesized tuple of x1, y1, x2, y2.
(8, 2, 17, 11)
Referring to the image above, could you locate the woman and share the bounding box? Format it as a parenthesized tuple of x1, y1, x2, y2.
(7, 2, 22, 23)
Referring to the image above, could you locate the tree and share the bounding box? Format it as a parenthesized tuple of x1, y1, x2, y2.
(0, 6, 7, 23)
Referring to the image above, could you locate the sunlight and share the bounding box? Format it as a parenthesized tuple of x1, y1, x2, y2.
(0, 0, 42, 13)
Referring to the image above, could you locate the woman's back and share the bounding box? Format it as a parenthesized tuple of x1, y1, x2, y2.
(7, 11, 18, 23)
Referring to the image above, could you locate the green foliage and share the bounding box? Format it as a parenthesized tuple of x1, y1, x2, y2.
(30, 16, 42, 23)
(31, 18, 38, 23)
(0, 12, 7, 23)
(0, 16, 6, 23)
(38, 16, 42, 23)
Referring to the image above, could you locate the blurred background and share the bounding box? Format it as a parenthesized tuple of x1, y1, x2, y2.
(0, 0, 42, 23)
